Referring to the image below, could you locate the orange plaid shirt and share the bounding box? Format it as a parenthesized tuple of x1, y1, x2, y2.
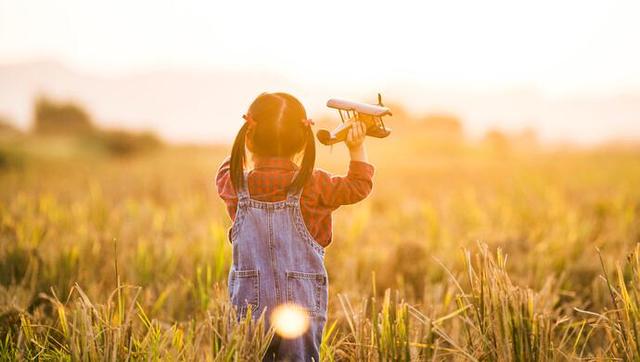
(216, 156, 374, 247)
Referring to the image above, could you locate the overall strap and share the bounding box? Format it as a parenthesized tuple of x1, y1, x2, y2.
(236, 171, 250, 202)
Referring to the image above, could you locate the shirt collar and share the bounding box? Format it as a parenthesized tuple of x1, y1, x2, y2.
(253, 156, 298, 171)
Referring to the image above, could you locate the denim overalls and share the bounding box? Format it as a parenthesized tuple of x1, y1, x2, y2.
(228, 172, 328, 361)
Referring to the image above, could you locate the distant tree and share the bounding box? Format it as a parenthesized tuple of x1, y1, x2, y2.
(0, 115, 25, 169)
(33, 96, 95, 134)
(418, 113, 464, 140)
(0, 115, 21, 136)
(511, 128, 539, 152)
(94, 129, 163, 157)
(483, 128, 510, 154)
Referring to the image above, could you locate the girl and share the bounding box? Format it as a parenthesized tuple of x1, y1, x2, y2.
(216, 92, 374, 361)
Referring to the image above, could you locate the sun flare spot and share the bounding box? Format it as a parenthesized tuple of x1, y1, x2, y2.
(270, 303, 310, 339)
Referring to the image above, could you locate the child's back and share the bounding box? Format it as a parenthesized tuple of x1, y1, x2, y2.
(216, 92, 373, 361)
(226, 170, 327, 360)
(217, 157, 373, 247)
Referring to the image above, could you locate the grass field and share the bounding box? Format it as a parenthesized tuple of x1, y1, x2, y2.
(1, 134, 640, 360)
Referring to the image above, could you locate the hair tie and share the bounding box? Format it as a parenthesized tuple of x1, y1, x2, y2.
(301, 118, 314, 127)
(242, 114, 256, 127)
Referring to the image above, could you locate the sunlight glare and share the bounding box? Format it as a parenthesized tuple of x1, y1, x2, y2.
(270, 303, 310, 339)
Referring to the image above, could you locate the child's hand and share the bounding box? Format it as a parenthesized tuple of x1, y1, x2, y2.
(345, 120, 366, 151)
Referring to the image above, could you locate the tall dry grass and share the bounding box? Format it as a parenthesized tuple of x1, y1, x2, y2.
(1, 139, 640, 360)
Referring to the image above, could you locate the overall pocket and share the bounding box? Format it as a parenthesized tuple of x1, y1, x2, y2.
(229, 269, 260, 317)
(285, 271, 327, 318)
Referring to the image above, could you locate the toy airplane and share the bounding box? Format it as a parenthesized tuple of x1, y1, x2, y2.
(316, 93, 392, 146)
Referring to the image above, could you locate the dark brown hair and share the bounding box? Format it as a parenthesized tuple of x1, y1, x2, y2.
(230, 92, 315, 194)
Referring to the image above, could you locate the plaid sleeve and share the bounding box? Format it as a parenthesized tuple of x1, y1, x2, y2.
(215, 156, 238, 219)
(314, 161, 374, 209)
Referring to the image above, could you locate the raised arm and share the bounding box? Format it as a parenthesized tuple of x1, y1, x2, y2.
(315, 161, 374, 208)
(316, 120, 374, 208)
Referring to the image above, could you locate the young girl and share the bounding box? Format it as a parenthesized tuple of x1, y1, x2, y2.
(216, 92, 374, 361)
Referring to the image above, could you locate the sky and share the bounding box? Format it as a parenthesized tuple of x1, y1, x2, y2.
(1, 0, 639, 143)
(2, 0, 639, 95)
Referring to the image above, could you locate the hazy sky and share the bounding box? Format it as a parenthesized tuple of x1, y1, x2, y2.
(2, 0, 640, 96)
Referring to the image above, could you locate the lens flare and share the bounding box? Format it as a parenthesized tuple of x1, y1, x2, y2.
(270, 303, 310, 339)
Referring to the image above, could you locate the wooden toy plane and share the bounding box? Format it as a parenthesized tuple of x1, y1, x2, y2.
(316, 93, 392, 146)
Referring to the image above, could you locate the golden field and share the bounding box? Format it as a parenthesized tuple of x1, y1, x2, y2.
(1, 131, 640, 360)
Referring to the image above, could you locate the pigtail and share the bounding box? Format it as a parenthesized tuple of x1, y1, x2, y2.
(287, 126, 316, 194)
(230, 122, 249, 194)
